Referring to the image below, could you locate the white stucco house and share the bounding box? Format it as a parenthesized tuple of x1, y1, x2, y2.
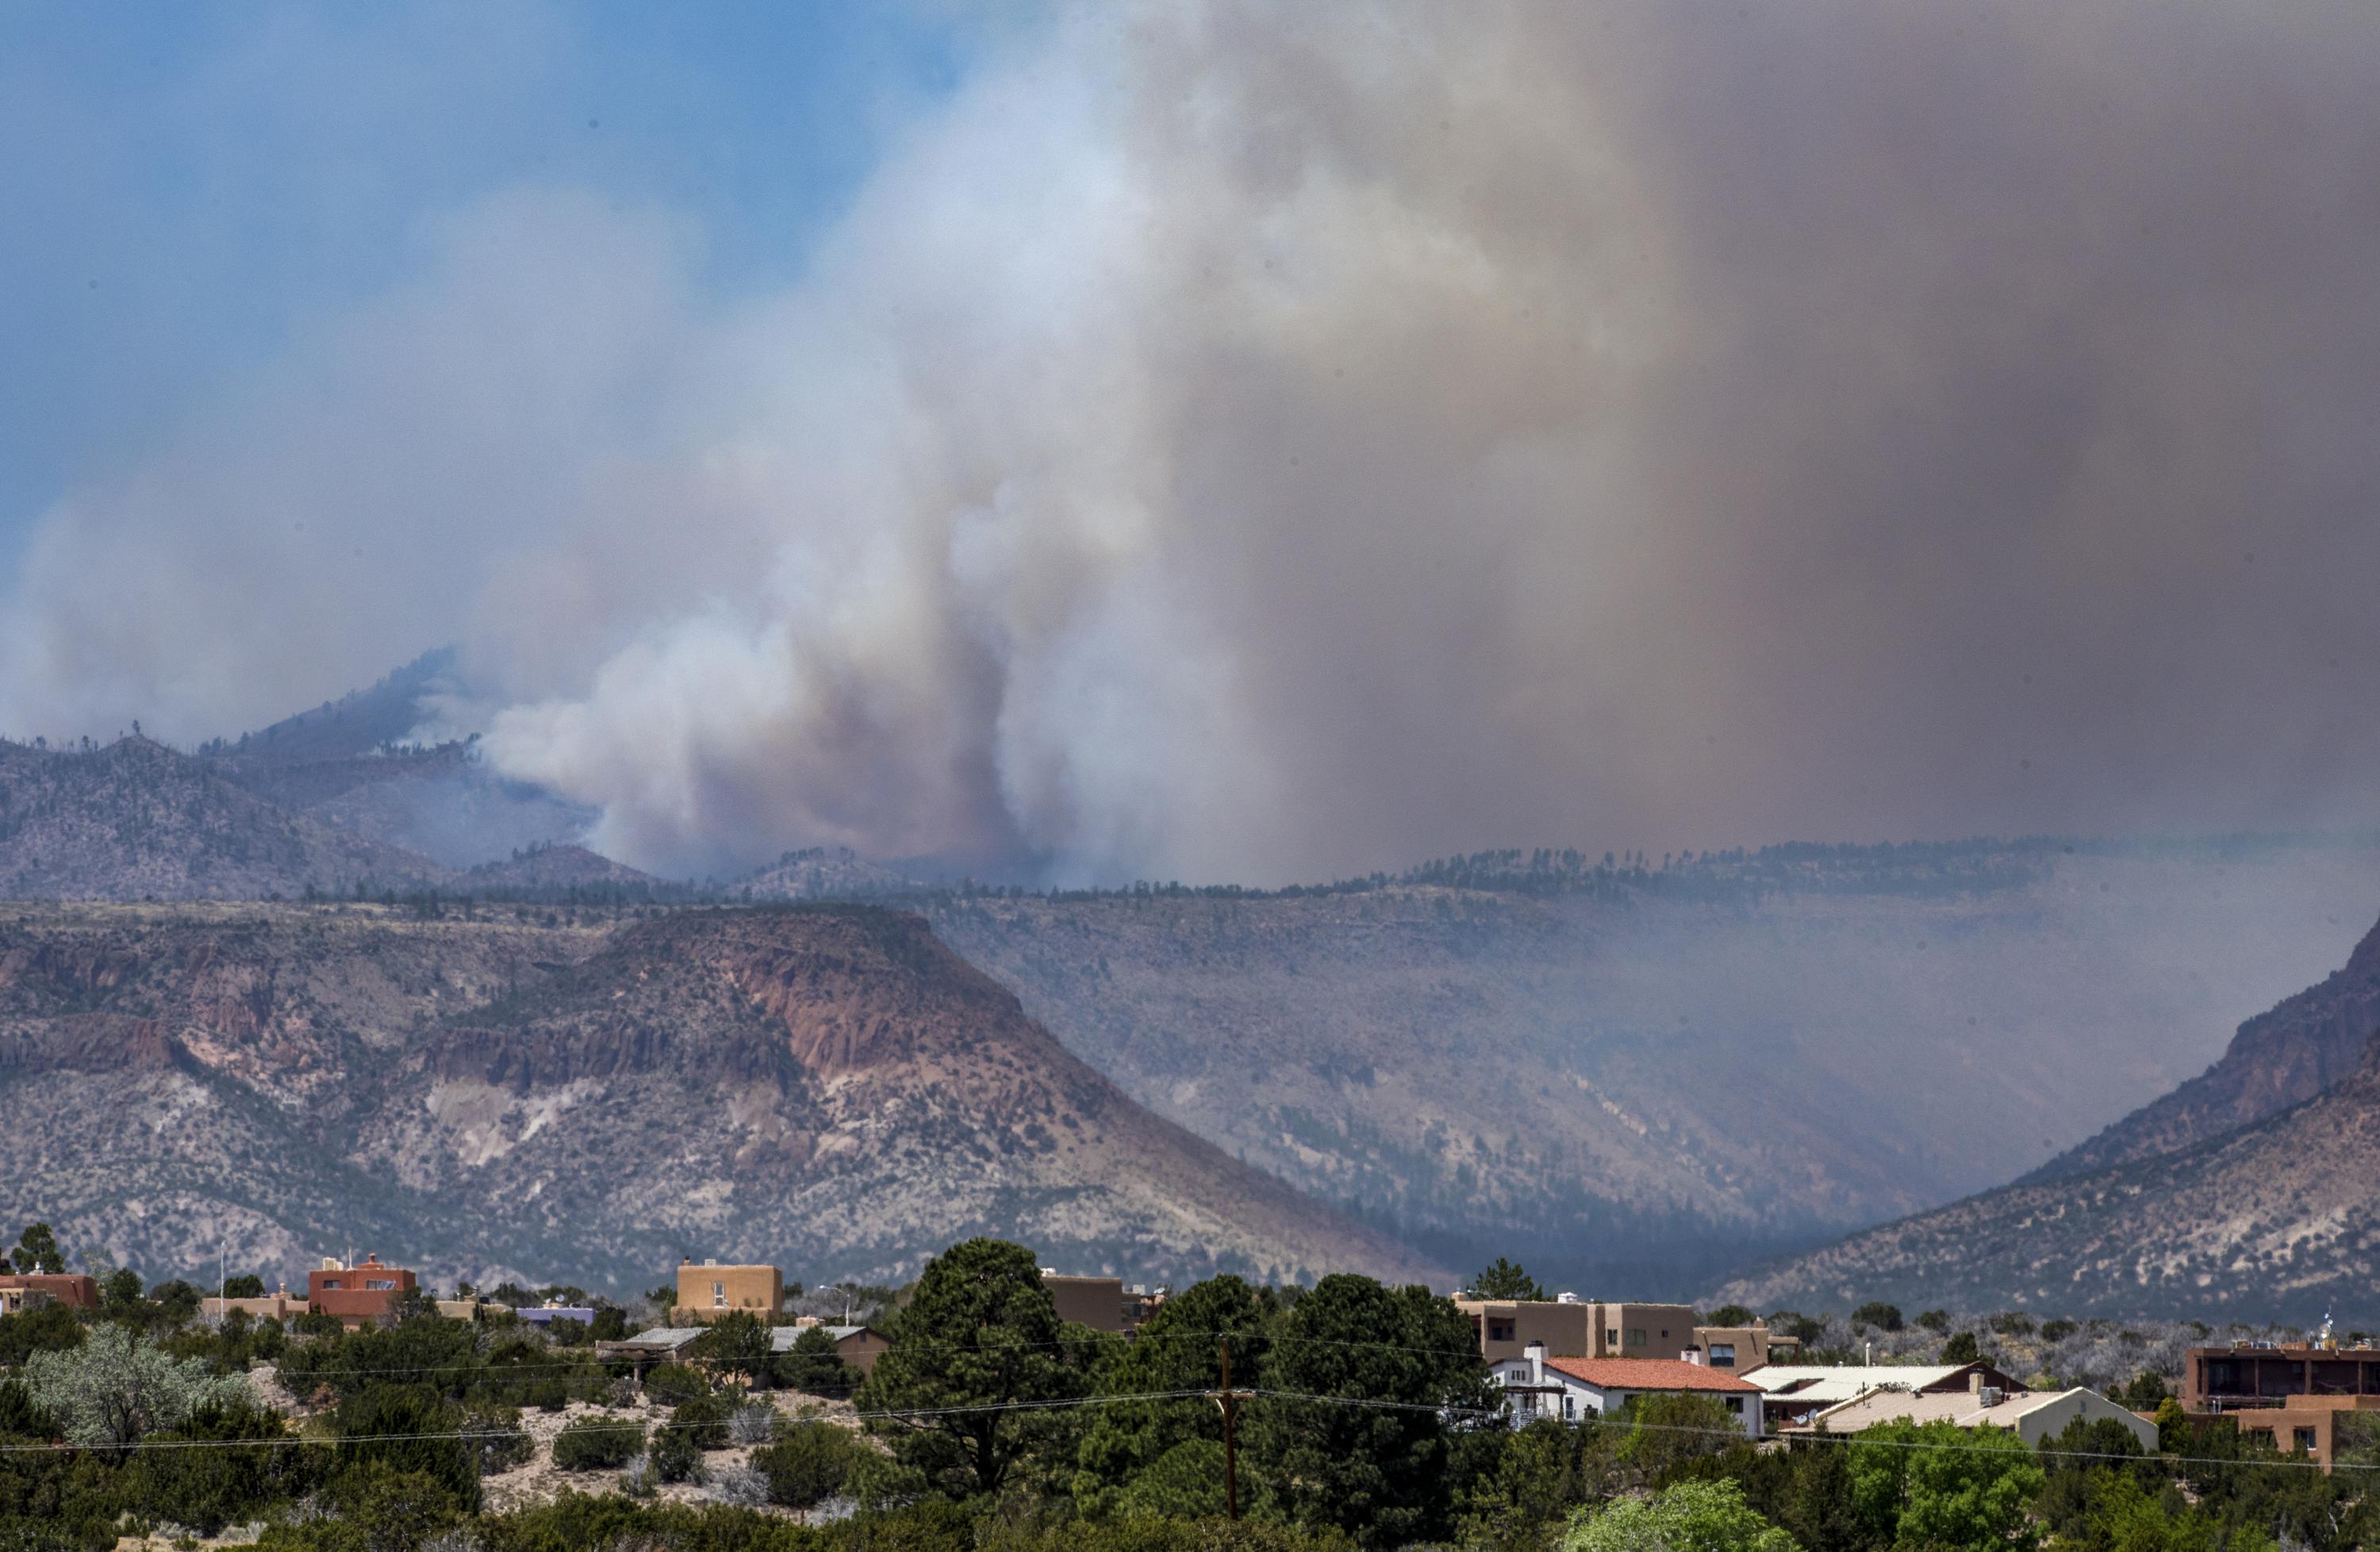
(1491, 1342, 1765, 1439)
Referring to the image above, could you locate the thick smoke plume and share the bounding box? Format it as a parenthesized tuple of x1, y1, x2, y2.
(7, 2, 2380, 882)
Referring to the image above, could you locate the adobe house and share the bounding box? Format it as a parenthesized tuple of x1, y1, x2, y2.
(1454, 1295, 1699, 1365)
(307, 1254, 416, 1327)
(0, 1273, 99, 1312)
(677, 1258, 784, 1321)
(2182, 1340, 2380, 1469)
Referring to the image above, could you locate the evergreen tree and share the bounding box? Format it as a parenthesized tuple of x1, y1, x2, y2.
(1471, 1258, 1549, 1301)
(853, 1238, 1101, 1499)
(1073, 1273, 1270, 1516)
(1246, 1273, 1496, 1546)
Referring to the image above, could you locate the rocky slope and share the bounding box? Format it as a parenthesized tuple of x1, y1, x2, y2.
(0, 903, 1434, 1293)
(0, 737, 451, 900)
(1709, 912, 2380, 1321)
(2022, 915, 2380, 1182)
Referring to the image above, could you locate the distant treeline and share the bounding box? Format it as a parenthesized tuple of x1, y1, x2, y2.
(291, 827, 2380, 916)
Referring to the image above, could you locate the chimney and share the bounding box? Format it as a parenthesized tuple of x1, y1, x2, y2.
(1686, 1346, 1705, 1366)
(1525, 1339, 1546, 1388)
(1968, 1370, 1984, 1393)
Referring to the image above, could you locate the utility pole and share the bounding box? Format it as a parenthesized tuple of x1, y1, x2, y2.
(1211, 1337, 1252, 1520)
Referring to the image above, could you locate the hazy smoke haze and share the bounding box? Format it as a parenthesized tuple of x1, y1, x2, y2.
(7, 2, 2380, 882)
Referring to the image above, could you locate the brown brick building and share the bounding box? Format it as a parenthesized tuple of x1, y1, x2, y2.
(307, 1254, 416, 1326)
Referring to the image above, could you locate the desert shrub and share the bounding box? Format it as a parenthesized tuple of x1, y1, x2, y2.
(23, 1323, 252, 1451)
(1702, 1304, 1755, 1328)
(462, 1403, 532, 1475)
(2040, 1319, 2078, 1343)
(672, 1393, 734, 1450)
(752, 1419, 861, 1508)
(1916, 1309, 1951, 1334)
(651, 1419, 706, 1484)
(129, 1400, 325, 1535)
(1941, 1331, 1981, 1365)
(645, 1363, 708, 1407)
(1989, 1311, 2036, 1336)
(521, 1378, 567, 1413)
(552, 1413, 645, 1472)
(333, 1383, 481, 1512)
(729, 1402, 776, 1446)
(705, 1463, 770, 1508)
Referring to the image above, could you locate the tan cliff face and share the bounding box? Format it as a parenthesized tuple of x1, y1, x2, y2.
(0, 902, 1442, 1294)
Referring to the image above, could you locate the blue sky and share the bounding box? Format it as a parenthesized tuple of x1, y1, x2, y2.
(0, 0, 988, 583)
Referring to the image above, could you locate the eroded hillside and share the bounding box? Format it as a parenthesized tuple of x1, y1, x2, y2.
(0, 903, 1434, 1292)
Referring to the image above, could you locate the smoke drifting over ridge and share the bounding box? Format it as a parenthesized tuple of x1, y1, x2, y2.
(6, 2, 2380, 883)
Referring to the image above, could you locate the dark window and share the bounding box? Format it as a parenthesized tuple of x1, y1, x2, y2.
(1710, 1343, 1737, 1366)
(2295, 1428, 2318, 1454)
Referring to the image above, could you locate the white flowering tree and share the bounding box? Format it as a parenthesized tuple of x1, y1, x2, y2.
(22, 1323, 253, 1452)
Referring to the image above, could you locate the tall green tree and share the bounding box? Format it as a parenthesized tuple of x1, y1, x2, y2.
(1457, 1416, 1622, 1549)
(853, 1238, 1103, 1500)
(1472, 1259, 1549, 1301)
(1073, 1273, 1272, 1517)
(10, 1224, 62, 1276)
(1560, 1477, 1802, 1552)
(1246, 1274, 1496, 1547)
(693, 1309, 775, 1391)
(1847, 1419, 2042, 1552)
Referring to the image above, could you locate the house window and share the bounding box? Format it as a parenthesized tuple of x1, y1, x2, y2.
(1709, 1343, 1737, 1367)
(2295, 1428, 2318, 1455)
(1563, 1395, 1576, 1420)
(1626, 1327, 1646, 1347)
(712, 1281, 727, 1307)
(1726, 1397, 1744, 1414)
(364, 1280, 395, 1291)
(322, 1280, 343, 1289)
(1489, 1321, 1514, 1342)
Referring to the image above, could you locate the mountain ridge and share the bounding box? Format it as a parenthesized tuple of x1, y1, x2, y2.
(0, 901, 1439, 1292)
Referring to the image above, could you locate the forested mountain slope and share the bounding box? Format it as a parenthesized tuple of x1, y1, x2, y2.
(926, 844, 2380, 1290)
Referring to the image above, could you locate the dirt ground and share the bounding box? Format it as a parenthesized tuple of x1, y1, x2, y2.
(481, 1388, 866, 1516)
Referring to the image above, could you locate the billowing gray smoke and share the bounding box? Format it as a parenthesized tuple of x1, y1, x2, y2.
(6, 1, 2380, 882)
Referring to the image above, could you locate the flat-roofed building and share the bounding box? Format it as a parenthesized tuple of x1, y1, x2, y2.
(677, 1259, 783, 1322)
(2182, 1343, 2380, 1412)
(1457, 1297, 1699, 1365)
(1042, 1272, 1128, 1333)
(1457, 1296, 1596, 1366)
(307, 1254, 416, 1327)
(1692, 1320, 1800, 1372)
(2181, 1341, 2380, 1470)
(0, 1273, 98, 1311)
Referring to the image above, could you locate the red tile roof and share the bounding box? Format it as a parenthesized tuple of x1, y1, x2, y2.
(1541, 1357, 1763, 1393)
